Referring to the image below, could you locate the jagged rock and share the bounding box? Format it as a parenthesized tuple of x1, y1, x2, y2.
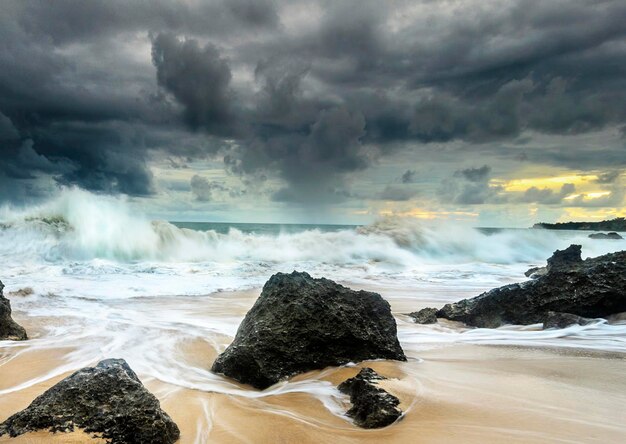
(408, 307, 438, 324)
(0, 359, 180, 444)
(589, 232, 623, 240)
(338, 368, 402, 429)
(524, 266, 547, 278)
(212, 271, 406, 389)
(423, 246, 626, 328)
(542, 311, 592, 329)
(546, 244, 582, 271)
(0, 280, 27, 341)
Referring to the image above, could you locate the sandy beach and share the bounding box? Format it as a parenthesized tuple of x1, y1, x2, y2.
(2, 287, 625, 444)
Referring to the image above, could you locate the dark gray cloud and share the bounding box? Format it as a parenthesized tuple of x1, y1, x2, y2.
(401, 170, 417, 184)
(190, 174, 245, 201)
(595, 170, 621, 184)
(1, 0, 626, 205)
(378, 185, 418, 202)
(519, 183, 576, 205)
(152, 34, 236, 134)
(439, 165, 505, 205)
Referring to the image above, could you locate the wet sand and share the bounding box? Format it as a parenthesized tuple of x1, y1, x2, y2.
(1, 344, 625, 443)
(2, 286, 626, 443)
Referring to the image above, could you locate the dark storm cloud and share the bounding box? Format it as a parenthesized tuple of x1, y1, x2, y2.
(2, 0, 626, 204)
(152, 34, 236, 134)
(439, 166, 505, 205)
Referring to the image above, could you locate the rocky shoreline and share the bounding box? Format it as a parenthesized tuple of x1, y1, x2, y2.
(409, 245, 626, 328)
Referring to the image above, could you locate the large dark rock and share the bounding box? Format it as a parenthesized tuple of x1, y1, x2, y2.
(0, 359, 180, 444)
(408, 307, 438, 324)
(211, 271, 406, 389)
(542, 311, 592, 329)
(338, 367, 402, 429)
(425, 246, 626, 328)
(0, 280, 27, 341)
(589, 232, 623, 240)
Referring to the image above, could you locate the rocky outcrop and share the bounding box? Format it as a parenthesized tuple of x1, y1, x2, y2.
(546, 244, 582, 271)
(524, 266, 547, 279)
(408, 307, 438, 324)
(589, 232, 623, 240)
(212, 271, 406, 389)
(542, 311, 592, 329)
(0, 280, 27, 341)
(413, 246, 626, 328)
(533, 217, 626, 231)
(338, 368, 402, 429)
(0, 359, 180, 444)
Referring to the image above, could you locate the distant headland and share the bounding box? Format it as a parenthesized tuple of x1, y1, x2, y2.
(532, 217, 626, 231)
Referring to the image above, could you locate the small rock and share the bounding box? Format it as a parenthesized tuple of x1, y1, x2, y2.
(338, 368, 402, 429)
(589, 232, 623, 240)
(543, 311, 592, 329)
(0, 280, 27, 341)
(408, 307, 438, 324)
(0, 359, 180, 444)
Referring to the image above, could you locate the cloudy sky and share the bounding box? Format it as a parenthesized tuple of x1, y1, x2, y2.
(1, 0, 625, 225)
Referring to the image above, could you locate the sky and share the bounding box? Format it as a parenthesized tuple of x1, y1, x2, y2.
(0, 0, 625, 226)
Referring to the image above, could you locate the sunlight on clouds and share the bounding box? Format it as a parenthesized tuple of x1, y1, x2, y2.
(500, 174, 597, 192)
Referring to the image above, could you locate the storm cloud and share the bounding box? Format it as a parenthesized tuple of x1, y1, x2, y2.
(1, 0, 625, 207)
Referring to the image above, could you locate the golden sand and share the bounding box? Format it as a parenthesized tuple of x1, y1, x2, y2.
(1, 286, 625, 443)
(1, 344, 625, 443)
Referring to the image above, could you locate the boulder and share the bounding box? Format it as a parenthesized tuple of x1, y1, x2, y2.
(408, 307, 438, 324)
(212, 271, 406, 389)
(542, 311, 592, 329)
(420, 246, 626, 328)
(338, 368, 402, 429)
(0, 280, 27, 340)
(589, 232, 623, 240)
(0, 359, 180, 444)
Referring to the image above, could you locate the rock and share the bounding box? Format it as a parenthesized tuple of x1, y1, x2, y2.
(211, 271, 406, 389)
(0, 359, 180, 444)
(0, 280, 27, 341)
(546, 244, 582, 272)
(524, 266, 547, 279)
(431, 246, 626, 328)
(408, 307, 438, 324)
(338, 368, 402, 429)
(542, 311, 592, 329)
(589, 232, 623, 240)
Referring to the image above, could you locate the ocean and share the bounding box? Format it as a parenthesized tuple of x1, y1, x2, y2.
(1, 189, 626, 442)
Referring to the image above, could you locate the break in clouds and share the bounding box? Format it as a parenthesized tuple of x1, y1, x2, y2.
(0, 0, 625, 210)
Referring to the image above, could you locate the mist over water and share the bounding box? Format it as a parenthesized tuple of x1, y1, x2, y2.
(1, 188, 625, 430)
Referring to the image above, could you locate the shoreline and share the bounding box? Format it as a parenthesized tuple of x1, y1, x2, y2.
(2, 288, 626, 444)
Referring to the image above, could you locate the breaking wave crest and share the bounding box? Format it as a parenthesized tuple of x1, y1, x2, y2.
(0, 189, 622, 267)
